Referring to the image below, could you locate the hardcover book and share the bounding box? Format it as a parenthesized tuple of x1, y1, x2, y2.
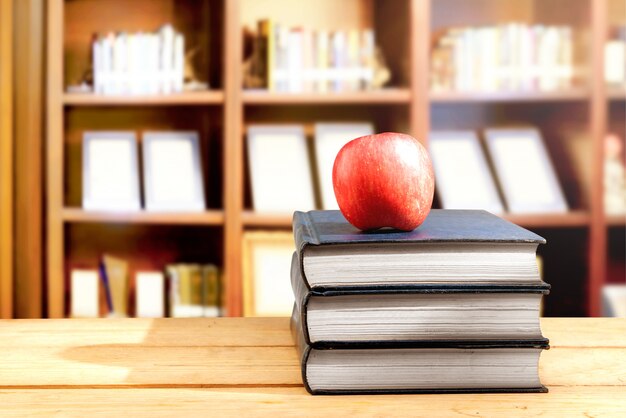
(290, 253, 550, 347)
(293, 209, 546, 289)
(291, 306, 549, 395)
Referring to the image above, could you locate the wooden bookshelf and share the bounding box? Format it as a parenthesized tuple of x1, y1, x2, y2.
(45, 0, 625, 318)
(242, 89, 412, 105)
(0, 0, 14, 319)
(430, 89, 590, 103)
(62, 208, 225, 225)
(63, 91, 225, 106)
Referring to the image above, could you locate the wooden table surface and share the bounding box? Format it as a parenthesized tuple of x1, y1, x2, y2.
(0, 318, 625, 417)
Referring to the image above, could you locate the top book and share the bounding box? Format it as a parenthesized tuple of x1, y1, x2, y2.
(293, 209, 546, 289)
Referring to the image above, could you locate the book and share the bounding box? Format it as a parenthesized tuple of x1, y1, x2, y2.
(313, 123, 374, 210)
(429, 130, 504, 213)
(135, 272, 165, 318)
(291, 305, 548, 395)
(70, 269, 100, 318)
(102, 254, 129, 317)
(246, 125, 315, 213)
(167, 263, 222, 317)
(291, 252, 550, 346)
(293, 209, 545, 289)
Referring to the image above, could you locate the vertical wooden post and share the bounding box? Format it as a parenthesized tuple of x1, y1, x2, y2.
(410, 0, 430, 145)
(14, 0, 44, 318)
(589, 0, 607, 317)
(47, 0, 65, 318)
(0, 0, 14, 318)
(224, 0, 244, 316)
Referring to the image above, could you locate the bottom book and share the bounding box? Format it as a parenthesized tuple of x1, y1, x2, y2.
(291, 305, 549, 395)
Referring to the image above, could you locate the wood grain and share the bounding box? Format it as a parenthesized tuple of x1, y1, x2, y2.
(46, 0, 65, 318)
(63, 91, 224, 106)
(14, 0, 44, 318)
(1, 386, 625, 418)
(0, 0, 14, 319)
(224, 0, 244, 317)
(589, 0, 608, 317)
(62, 208, 225, 225)
(0, 318, 623, 388)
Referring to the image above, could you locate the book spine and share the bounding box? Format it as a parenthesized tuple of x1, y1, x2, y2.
(290, 252, 309, 316)
(290, 303, 313, 394)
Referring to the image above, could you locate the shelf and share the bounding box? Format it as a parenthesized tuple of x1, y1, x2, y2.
(607, 86, 626, 101)
(242, 88, 412, 105)
(62, 208, 225, 225)
(607, 214, 626, 227)
(63, 90, 224, 106)
(502, 211, 591, 228)
(430, 89, 590, 103)
(242, 211, 293, 227)
(240, 210, 592, 229)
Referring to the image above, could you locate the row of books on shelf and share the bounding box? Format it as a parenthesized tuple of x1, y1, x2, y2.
(247, 123, 571, 215)
(430, 23, 575, 93)
(82, 24, 206, 96)
(70, 256, 222, 318)
(244, 20, 388, 93)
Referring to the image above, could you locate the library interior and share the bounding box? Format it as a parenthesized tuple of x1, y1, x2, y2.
(0, 0, 625, 321)
(2, 1, 626, 414)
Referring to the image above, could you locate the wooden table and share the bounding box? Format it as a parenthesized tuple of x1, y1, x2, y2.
(0, 318, 625, 417)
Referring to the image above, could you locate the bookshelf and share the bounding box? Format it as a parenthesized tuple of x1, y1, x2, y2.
(0, 0, 13, 318)
(46, 0, 624, 318)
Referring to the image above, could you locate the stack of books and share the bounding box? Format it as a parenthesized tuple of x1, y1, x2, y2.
(290, 209, 550, 395)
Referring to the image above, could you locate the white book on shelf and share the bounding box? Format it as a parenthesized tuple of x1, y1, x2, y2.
(159, 25, 175, 94)
(331, 31, 347, 92)
(314, 123, 374, 210)
(136, 272, 165, 318)
(484, 128, 568, 214)
(605, 40, 626, 85)
(112, 33, 127, 95)
(92, 37, 103, 94)
(602, 285, 626, 317)
(101, 34, 114, 95)
(247, 125, 315, 213)
(316, 30, 330, 93)
(429, 130, 504, 214)
(287, 29, 304, 93)
(70, 269, 100, 318)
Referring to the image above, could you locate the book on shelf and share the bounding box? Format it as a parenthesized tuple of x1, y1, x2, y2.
(291, 252, 549, 346)
(246, 19, 380, 93)
(293, 209, 546, 289)
(246, 125, 315, 213)
(70, 269, 100, 318)
(429, 130, 504, 213)
(483, 128, 568, 214)
(314, 123, 374, 210)
(101, 254, 129, 318)
(605, 26, 626, 87)
(135, 272, 165, 318)
(166, 263, 221, 318)
(89, 24, 198, 96)
(291, 305, 548, 395)
(430, 23, 574, 93)
(602, 285, 626, 317)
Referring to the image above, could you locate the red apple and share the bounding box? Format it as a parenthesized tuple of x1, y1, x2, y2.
(332, 132, 434, 231)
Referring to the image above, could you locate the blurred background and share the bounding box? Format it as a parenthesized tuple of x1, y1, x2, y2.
(0, 0, 624, 319)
